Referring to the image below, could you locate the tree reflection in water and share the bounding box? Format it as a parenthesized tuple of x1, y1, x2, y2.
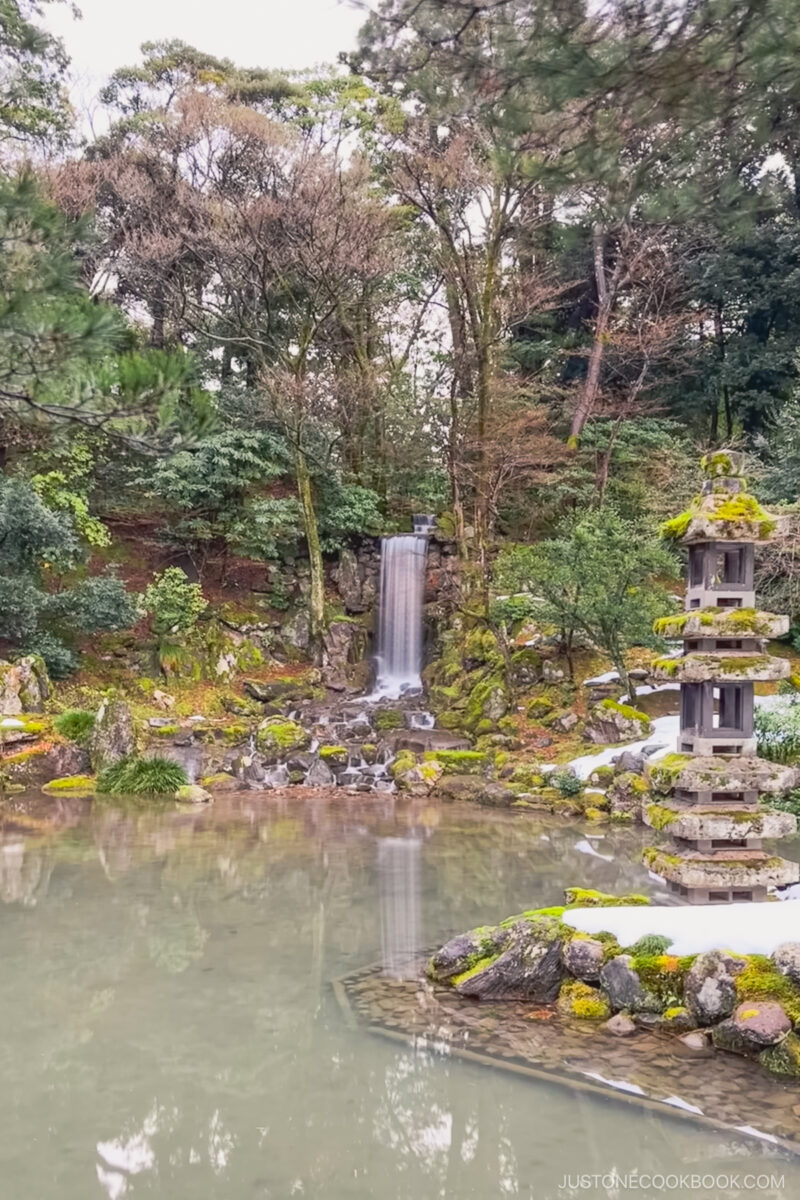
(0, 791, 796, 1199)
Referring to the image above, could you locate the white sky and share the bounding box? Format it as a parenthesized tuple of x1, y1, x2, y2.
(44, 0, 369, 91)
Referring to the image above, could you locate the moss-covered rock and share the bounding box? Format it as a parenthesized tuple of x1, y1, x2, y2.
(759, 1031, 800, 1078)
(435, 774, 515, 807)
(375, 709, 403, 732)
(558, 979, 611, 1021)
(90, 698, 135, 772)
(0, 654, 50, 714)
(606, 770, 650, 819)
(654, 607, 789, 640)
(256, 718, 310, 762)
(583, 699, 652, 745)
(42, 774, 96, 793)
(527, 696, 555, 722)
(319, 745, 348, 766)
(563, 888, 650, 908)
(422, 749, 488, 775)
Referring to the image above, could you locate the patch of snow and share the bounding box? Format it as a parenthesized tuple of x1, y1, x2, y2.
(582, 1072, 645, 1096)
(568, 690, 788, 780)
(583, 670, 620, 686)
(663, 1096, 703, 1115)
(735, 1126, 780, 1145)
(564, 899, 800, 956)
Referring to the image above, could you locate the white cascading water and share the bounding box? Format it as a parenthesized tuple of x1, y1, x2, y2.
(372, 534, 427, 698)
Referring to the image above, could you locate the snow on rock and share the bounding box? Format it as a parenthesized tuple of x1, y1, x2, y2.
(568, 690, 788, 780)
(563, 899, 800, 956)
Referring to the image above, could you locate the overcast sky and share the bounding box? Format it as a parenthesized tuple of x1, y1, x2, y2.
(44, 0, 369, 93)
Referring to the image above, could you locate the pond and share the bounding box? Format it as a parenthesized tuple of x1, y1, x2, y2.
(1, 790, 799, 1199)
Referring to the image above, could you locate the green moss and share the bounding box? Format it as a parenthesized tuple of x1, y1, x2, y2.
(527, 696, 555, 721)
(599, 698, 650, 724)
(630, 953, 693, 1004)
(558, 980, 611, 1021)
(319, 745, 348, 765)
(389, 750, 416, 779)
(700, 451, 736, 478)
(256, 719, 309, 756)
(646, 753, 691, 792)
(760, 1032, 800, 1078)
(563, 888, 650, 908)
(451, 955, 500, 987)
(647, 802, 678, 831)
(152, 724, 180, 737)
(735, 956, 800, 1023)
(42, 774, 96, 792)
(423, 749, 488, 775)
(652, 657, 680, 676)
(661, 491, 776, 542)
(221, 723, 250, 744)
(663, 1005, 690, 1021)
(654, 607, 776, 638)
(375, 709, 403, 732)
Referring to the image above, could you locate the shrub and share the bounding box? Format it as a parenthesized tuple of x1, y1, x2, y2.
(625, 933, 673, 956)
(96, 755, 188, 795)
(553, 769, 582, 797)
(488, 594, 538, 628)
(754, 698, 800, 763)
(53, 709, 96, 746)
(142, 567, 207, 636)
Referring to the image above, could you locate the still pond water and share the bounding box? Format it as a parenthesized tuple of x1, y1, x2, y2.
(1, 790, 799, 1200)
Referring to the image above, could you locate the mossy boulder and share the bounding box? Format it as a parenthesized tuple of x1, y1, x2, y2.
(375, 709, 403, 732)
(660, 488, 777, 544)
(563, 888, 650, 908)
(319, 745, 348, 766)
(684, 951, 744, 1025)
(90, 698, 135, 772)
(558, 979, 611, 1021)
(2, 741, 88, 787)
(436, 774, 515, 807)
(395, 759, 444, 794)
(422, 749, 488, 775)
(445, 916, 566, 1002)
(759, 1031, 800, 1077)
(256, 718, 310, 762)
(527, 696, 555, 722)
(0, 655, 50, 714)
(583, 699, 652, 745)
(42, 774, 96, 793)
(244, 672, 322, 704)
(562, 935, 605, 982)
(175, 784, 213, 804)
(509, 647, 542, 686)
(607, 770, 650, 819)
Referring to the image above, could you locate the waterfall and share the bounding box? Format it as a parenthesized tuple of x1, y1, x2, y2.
(373, 534, 427, 698)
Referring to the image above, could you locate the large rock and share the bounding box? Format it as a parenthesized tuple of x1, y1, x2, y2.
(332, 547, 366, 613)
(256, 718, 310, 763)
(304, 758, 335, 788)
(759, 1031, 800, 1078)
(599, 955, 645, 1012)
(280, 609, 311, 652)
(394, 760, 444, 795)
(718, 1001, 791, 1052)
(322, 620, 364, 690)
(562, 936, 605, 982)
(2, 740, 87, 787)
(606, 770, 649, 819)
(0, 656, 50, 714)
(772, 942, 800, 986)
(583, 700, 652, 745)
(683, 951, 743, 1026)
(89, 698, 135, 771)
(436, 774, 515, 807)
(453, 918, 566, 1002)
(429, 925, 512, 983)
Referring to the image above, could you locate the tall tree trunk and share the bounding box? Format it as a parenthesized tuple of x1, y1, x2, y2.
(569, 225, 613, 447)
(296, 449, 325, 646)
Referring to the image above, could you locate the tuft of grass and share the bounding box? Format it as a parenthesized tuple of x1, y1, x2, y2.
(96, 755, 188, 796)
(625, 933, 673, 956)
(53, 709, 96, 747)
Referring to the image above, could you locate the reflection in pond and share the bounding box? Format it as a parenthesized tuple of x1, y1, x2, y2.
(378, 836, 421, 979)
(0, 791, 798, 1199)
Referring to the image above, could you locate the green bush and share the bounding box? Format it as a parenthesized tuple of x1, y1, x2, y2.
(53, 709, 96, 746)
(553, 769, 582, 797)
(96, 755, 188, 795)
(625, 933, 673, 956)
(488, 594, 538, 627)
(754, 698, 800, 763)
(142, 567, 207, 636)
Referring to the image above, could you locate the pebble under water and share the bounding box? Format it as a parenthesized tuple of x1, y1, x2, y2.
(1, 790, 800, 1200)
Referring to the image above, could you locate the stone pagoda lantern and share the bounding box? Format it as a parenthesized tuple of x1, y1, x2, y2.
(644, 452, 799, 903)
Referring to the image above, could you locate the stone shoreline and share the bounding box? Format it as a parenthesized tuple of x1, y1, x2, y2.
(335, 958, 800, 1158)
